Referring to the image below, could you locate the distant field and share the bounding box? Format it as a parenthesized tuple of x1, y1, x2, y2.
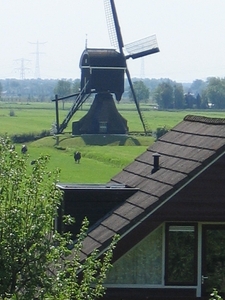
(1, 101, 224, 135)
(1, 101, 225, 183)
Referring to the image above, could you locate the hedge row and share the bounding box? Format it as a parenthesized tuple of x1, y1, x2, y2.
(11, 130, 50, 143)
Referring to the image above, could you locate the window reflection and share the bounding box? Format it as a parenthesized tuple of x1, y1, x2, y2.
(166, 224, 197, 285)
(105, 226, 163, 285)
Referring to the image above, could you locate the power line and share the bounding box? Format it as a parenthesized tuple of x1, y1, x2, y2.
(29, 40, 46, 79)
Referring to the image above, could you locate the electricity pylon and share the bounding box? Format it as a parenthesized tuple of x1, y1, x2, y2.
(14, 58, 30, 79)
(29, 40, 46, 78)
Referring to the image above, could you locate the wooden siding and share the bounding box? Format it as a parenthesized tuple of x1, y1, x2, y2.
(152, 154, 225, 222)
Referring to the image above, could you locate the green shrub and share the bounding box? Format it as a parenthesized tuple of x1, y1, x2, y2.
(155, 126, 170, 140)
(11, 130, 50, 143)
(209, 288, 223, 300)
(9, 109, 15, 117)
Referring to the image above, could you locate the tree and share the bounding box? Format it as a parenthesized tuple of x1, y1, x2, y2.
(0, 81, 2, 99)
(54, 79, 72, 109)
(190, 79, 206, 95)
(196, 93, 202, 109)
(128, 80, 150, 103)
(54, 79, 71, 97)
(202, 77, 225, 109)
(154, 81, 174, 109)
(173, 84, 185, 109)
(72, 79, 81, 94)
(0, 137, 118, 300)
(184, 92, 196, 109)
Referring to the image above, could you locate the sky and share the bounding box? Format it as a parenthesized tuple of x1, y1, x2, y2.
(1, 0, 225, 83)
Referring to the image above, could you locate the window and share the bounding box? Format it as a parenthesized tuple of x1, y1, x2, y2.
(105, 226, 163, 285)
(165, 223, 197, 286)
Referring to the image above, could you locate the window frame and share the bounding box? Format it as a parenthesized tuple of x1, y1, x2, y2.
(165, 222, 198, 286)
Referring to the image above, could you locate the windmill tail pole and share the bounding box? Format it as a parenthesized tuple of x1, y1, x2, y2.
(126, 69, 148, 135)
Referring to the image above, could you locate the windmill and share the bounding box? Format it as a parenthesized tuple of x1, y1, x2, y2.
(52, 0, 159, 135)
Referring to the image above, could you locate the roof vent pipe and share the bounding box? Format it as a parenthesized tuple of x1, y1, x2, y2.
(151, 152, 160, 174)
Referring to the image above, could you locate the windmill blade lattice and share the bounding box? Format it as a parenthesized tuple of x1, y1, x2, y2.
(125, 35, 159, 59)
(104, 0, 124, 52)
(104, 0, 119, 49)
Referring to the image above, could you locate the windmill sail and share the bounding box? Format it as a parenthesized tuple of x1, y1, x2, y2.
(104, 0, 118, 49)
(125, 35, 159, 59)
(104, 0, 124, 51)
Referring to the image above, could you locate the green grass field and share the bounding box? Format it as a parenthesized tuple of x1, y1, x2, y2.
(1, 101, 224, 183)
(1, 101, 224, 134)
(17, 139, 147, 183)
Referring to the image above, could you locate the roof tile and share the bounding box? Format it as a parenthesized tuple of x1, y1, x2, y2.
(80, 115, 225, 258)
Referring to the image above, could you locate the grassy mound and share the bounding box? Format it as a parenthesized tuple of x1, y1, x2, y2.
(31, 134, 155, 148)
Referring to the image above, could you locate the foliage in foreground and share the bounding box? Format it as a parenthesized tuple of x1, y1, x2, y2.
(0, 137, 118, 299)
(209, 288, 223, 300)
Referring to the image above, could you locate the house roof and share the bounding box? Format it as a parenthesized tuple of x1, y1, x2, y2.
(80, 115, 225, 258)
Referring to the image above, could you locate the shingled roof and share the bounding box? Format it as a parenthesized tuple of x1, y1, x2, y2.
(80, 115, 225, 258)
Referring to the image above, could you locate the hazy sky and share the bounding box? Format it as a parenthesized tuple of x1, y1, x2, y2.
(1, 0, 225, 83)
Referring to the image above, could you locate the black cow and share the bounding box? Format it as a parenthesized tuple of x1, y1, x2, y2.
(21, 144, 28, 154)
(74, 151, 81, 163)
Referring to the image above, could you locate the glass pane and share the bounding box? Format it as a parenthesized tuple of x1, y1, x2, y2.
(105, 226, 163, 285)
(166, 225, 196, 285)
(204, 228, 225, 294)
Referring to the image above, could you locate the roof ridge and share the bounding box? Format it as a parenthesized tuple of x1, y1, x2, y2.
(184, 114, 225, 124)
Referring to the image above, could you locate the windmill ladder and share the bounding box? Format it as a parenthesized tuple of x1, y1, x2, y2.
(140, 109, 151, 135)
(58, 81, 90, 133)
(135, 102, 151, 135)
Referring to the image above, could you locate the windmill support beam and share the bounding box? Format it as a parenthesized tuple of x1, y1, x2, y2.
(54, 94, 59, 134)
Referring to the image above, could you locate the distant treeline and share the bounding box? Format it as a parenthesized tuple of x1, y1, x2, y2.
(0, 77, 196, 101)
(0, 78, 74, 102)
(1, 77, 225, 109)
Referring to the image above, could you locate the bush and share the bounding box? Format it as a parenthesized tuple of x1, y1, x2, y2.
(155, 126, 170, 140)
(11, 130, 50, 143)
(9, 109, 15, 117)
(209, 288, 223, 300)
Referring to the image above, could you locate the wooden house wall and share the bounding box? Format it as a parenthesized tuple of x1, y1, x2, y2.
(57, 188, 137, 238)
(151, 154, 225, 222)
